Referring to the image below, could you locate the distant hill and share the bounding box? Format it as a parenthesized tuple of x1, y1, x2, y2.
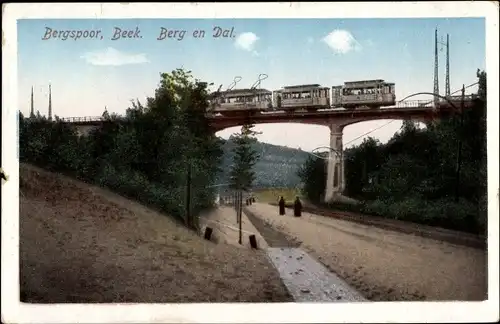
(218, 137, 311, 189)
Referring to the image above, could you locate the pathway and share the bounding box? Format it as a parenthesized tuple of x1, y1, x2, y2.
(266, 247, 366, 302)
(245, 202, 487, 301)
(243, 206, 366, 302)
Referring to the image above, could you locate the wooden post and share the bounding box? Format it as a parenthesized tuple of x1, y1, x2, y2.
(204, 227, 213, 241)
(249, 234, 258, 249)
(185, 162, 192, 227)
(455, 84, 465, 202)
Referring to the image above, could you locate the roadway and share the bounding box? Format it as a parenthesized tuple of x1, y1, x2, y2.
(245, 202, 487, 301)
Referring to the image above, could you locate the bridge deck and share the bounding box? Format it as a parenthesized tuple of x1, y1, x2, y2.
(57, 96, 477, 127)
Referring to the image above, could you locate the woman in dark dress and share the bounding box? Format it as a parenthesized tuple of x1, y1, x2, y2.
(294, 196, 302, 217)
(278, 196, 285, 215)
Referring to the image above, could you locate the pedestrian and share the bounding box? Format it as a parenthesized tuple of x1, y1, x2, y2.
(278, 196, 285, 215)
(294, 196, 302, 217)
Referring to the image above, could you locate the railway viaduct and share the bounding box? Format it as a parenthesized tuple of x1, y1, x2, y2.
(58, 96, 477, 203)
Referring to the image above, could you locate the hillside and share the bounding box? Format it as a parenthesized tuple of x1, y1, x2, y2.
(219, 137, 311, 188)
(19, 163, 292, 303)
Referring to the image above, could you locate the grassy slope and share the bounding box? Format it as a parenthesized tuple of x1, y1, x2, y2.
(19, 163, 293, 303)
(253, 188, 302, 205)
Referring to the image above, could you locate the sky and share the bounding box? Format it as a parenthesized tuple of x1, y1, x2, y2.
(17, 18, 485, 151)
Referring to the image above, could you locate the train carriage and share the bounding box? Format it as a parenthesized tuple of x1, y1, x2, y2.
(208, 88, 272, 116)
(332, 79, 396, 109)
(273, 84, 330, 112)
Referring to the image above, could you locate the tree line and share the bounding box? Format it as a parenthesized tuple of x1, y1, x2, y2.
(298, 70, 487, 235)
(19, 68, 260, 229)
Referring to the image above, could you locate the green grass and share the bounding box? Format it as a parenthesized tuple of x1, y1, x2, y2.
(253, 188, 302, 205)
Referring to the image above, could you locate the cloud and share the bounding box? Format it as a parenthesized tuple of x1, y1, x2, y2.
(235, 32, 259, 52)
(80, 47, 149, 66)
(322, 29, 361, 54)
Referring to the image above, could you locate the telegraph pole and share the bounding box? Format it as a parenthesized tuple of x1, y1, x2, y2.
(455, 84, 465, 202)
(48, 83, 52, 121)
(238, 190, 243, 245)
(185, 162, 192, 228)
(30, 86, 34, 117)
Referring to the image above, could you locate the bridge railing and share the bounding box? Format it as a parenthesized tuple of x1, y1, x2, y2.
(59, 116, 104, 123)
(446, 94, 477, 101)
(395, 100, 434, 109)
(395, 95, 476, 109)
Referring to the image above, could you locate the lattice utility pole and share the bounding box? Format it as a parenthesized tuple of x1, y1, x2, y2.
(436, 31, 451, 98)
(48, 83, 52, 120)
(445, 34, 450, 97)
(433, 28, 440, 107)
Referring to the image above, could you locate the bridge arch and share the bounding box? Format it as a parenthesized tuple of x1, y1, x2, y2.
(214, 120, 329, 135)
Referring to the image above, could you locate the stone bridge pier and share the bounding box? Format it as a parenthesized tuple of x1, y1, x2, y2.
(324, 124, 345, 203)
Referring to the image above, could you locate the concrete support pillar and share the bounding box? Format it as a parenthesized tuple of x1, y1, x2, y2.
(324, 124, 345, 203)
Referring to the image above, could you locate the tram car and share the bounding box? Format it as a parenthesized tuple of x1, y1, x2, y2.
(208, 88, 273, 116)
(272, 84, 330, 112)
(331, 79, 396, 109)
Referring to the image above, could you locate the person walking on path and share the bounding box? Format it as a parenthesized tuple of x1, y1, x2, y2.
(294, 196, 302, 217)
(278, 196, 286, 215)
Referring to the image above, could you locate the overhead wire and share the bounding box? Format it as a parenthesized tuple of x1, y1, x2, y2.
(410, 81, 479, 106)
(345, 80, 477, 146)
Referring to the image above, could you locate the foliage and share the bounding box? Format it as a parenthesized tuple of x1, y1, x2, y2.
(297, 154, 327, 202)
(299, 70, 488, 235)
(19, 68, 223, 229)
(229, 123, 260, 191)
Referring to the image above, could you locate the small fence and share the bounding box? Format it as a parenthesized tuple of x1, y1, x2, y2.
(217, 190, 256, 245)
(59, 116, 104, 123)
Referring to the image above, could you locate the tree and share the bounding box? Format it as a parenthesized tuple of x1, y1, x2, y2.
(229, 123, 260, 191)
(297, 154, 327, 203)
(296, 70, 487, 234)
(19, 67, 224, 228)
(344, 137, 383, 198)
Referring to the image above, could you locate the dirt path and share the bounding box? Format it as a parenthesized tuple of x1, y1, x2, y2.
(247, 203, 487, 301)
(243, 208, 301, 248)
(199, 206, 269, 249)
(269, 202, 485, 249)
(20, 164, 292, 303)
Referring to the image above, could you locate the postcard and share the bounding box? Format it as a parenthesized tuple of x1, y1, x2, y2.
(2, 2, 499, 323)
